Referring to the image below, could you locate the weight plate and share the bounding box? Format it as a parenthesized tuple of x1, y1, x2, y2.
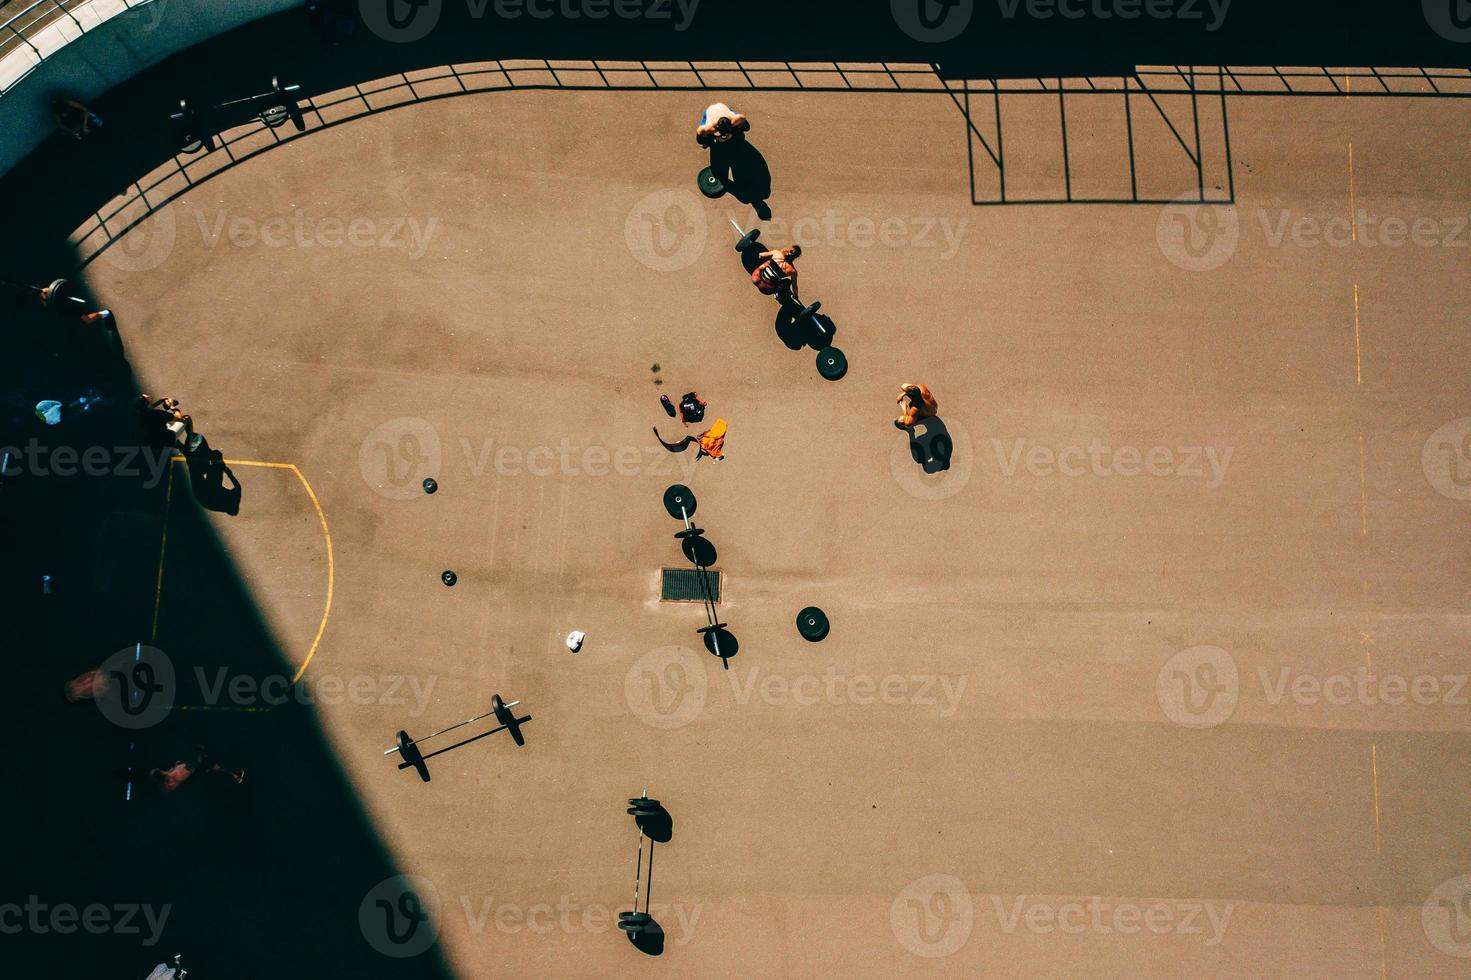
(736, 228, 761, 252)
(662, 484, 696, 520)
(396, 730, 413, 756)
(797, 301, 822, 322)
(441, 570, 457, 587)
(422, 477, 438, 494)
(261, 105, 289, 128)
(797, 606, 830, 642)
(628, 796, 659, 808)
(816, 346, 848, 382)
(697, 166, 727, 199)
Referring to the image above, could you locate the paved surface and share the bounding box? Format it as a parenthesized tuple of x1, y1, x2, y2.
(36, 82, 1471, 977)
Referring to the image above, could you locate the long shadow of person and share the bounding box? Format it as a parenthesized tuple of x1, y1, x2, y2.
(907, 417, 954, 475)
(185, 445, 242, 515)
(711, 137, 772, 219)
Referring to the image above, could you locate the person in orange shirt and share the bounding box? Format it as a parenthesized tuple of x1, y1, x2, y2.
(894, 383, 938, 430)
(696, 418, 728, 461)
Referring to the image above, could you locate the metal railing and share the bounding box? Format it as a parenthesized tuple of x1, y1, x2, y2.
(0, 0, 158, 94)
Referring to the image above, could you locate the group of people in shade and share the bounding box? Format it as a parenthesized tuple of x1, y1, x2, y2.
(650, 104, 940, 462)
(63, 671, 245, 790)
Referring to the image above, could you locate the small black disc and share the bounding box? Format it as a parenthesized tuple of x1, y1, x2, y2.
(797, 606, 829, 642)
(441, 570, 457, 587)
(816, 347, 847, 381)
(662, 484, 696, 520)
(422, 477, 438, 494)
(697, 166, 727, 198)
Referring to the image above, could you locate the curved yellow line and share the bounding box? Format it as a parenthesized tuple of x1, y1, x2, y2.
(283, 463, 334, 684)
(168, 456, 334, 685)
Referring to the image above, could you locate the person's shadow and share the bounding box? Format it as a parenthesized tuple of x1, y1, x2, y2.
(185, 446, 242, 515)
(710, 137, 772, 219)
(906, 417, 954, 475)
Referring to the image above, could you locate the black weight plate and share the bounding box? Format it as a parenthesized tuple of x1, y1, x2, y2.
(816, 347, 847, 381)
(697, 166, 726, 198)
(422, 477, 438, 494)
(662, 484, 696, 520)
(441, 570, 457, 587)
(797, 606, 830, 642)
(736, 228, 761, 252)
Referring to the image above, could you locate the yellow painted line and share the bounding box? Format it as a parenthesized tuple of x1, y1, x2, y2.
(1348, 142, 1356, 241)
(163, 456, 334, 685)
(286, 462, 335, 684)
(1353, 284, 1363, 384)
(150, 463, 174, 644)
(1370, 741, 1383, 854)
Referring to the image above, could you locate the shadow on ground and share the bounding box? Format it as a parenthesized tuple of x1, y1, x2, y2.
(1, 283, 451, 977)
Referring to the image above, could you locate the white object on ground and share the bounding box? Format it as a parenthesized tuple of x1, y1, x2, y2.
(565, 631, 586, 653)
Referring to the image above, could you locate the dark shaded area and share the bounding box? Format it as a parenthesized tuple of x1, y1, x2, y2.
(774, 307, 838, 352)
(1, 58, 454, 969)
(633, 804, 673, 845)
(906, 416, 955, 474)
(183, 446, 242, 515)
(708, 137, 771, 219)
(680, 533, 716, 567)
(2, 383, 457, 977)
(628, 918, 666, 956)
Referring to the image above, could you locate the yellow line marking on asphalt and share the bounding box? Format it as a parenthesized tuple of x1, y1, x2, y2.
(1348, 142, 1356, 240)
(1353, 284, 1363, 384)
(163, 456, 334, 685)
(149, 463, 175, 644)
(1370, 741, 1383, 854)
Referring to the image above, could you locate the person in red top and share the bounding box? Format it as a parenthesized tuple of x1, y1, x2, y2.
(895, 383, 938, 430)
(752, 245, 801, 305)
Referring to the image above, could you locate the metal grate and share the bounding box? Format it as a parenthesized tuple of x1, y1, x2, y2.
(661, 568, 720, 604)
